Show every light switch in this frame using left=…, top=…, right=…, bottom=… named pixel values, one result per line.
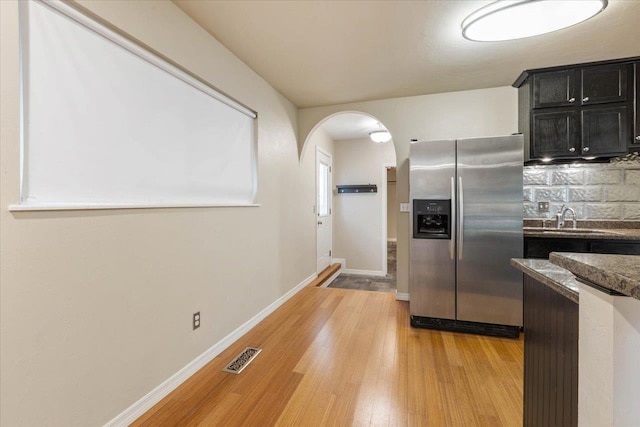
left=400, top=203, right=410, bottom=213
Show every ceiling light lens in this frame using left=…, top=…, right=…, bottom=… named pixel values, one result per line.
left=462, top=0, right=607, bottom=42
left=370, top=130, right=392, bottom=143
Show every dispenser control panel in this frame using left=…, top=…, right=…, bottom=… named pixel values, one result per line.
left=412, top=199, right=451, bottom=239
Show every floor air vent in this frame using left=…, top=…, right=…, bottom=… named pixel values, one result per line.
left=222, top=347, right=262, bottom=374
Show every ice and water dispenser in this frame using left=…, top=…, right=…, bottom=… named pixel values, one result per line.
left=412, top=199, right=451, bottom=239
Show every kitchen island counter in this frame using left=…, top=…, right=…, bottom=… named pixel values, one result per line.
left=549, top=252, right=640, bottom=300
left=511, top=258, right=579, bottom=303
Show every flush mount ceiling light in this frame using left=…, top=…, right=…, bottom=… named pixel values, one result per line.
left=369, top=130, right=392, bottom=143
left=462, top=0, right=608, bottom=42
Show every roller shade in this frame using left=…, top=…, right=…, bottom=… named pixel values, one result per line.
left=19, top=0, right=257, bottom=209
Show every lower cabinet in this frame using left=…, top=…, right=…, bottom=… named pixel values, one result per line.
left=589, top=240, right=640, bottom=254
left=524, top=275, right=578, bottom=427
left=524, top=238, right=588, bottom=258
left=524, top=237, right=640, bottom=258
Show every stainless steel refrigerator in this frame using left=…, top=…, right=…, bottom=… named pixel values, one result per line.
left=409, top=135, right=523, bottom=338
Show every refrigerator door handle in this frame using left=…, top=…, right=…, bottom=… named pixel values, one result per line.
left=458, top=176, right=464, bottom=260
left=450, top=176, right=455, bottom=260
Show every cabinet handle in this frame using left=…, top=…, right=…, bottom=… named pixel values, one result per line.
left=636, top=135, right=640, bottom=141
left=583, top=147, right=590, bottom=152
left=568, top=97, right=575, bottom=103
left=569, top=147, right=576, bottom=152
left=583, top=96, right=590, bottom=102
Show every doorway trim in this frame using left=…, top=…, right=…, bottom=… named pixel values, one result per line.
left=316, top=146, right=333, bottom=274
left=382, top=162, right=396, bottom=277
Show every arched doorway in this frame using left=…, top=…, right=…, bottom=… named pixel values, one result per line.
left=301, top=112, right=398, bottom=291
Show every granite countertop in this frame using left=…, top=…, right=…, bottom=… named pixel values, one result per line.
left=511, top=258, right=579, bottom=303
left=523, top=219, right=640, bottom=240
left=549, top=252, right=640, bottom=300
left=523, top=227, right=640, bottom=240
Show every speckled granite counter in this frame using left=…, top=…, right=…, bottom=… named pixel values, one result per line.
left=523, top=227, right=640, bottom=240
left=511, top=258, right=579, bottom=303
left=549, top=252, right=640, bottom=300
left=523, top=220, right=640, bottom=241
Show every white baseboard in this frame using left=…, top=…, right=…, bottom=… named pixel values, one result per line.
left=342, top=268, right=386, bottom=277
left=104, top=272, right=317, bottom=427
left=332, top=258, right=385, bottom=277
left=395, top=292, right=410, bottom=301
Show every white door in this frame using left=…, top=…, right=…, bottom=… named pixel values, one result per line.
left=316, top=148, right=332, bottom=273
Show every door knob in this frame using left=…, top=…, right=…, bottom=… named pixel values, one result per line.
left=318, top=221, right=323, bottom=225
left=582, top=96, right=590, bottom=102
left=569, top=147, right=576, bottom=152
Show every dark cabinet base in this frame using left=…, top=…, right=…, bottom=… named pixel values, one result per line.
left=524, top=237, right=640, bottom=258
left=524, top=275, right=578, bottom=427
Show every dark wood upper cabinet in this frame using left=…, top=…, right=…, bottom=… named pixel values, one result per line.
left=514, top=57, right=640, bottom=162
left=533, top=70, right=578, bottom=108
left=581, top=64, right=628, bottom=105
left=581, top=105, right=628, bottom=156
left=531, top=109, right=579, bottom=158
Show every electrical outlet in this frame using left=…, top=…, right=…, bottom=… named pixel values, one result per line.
left=193, top=312, right=200, bottom=330
left=537, top=201, right=549, bottom=213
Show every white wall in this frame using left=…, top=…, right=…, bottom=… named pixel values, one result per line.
left=0, top=1, right=316, bottom=425
left=299, top=87, right=519, bottom=293
left=332, top=138, right=396, bottom=273
left=578, top=285, right=640, bottom=427
left=307, top=127, right=335, bottom=157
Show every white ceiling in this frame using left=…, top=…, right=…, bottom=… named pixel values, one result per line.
left=173, top=0, right=640, bottom=109
left=320, top=113, right=388, bottom=141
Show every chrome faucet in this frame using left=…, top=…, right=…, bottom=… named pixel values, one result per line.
left=555, top=205, right=577, bottom=229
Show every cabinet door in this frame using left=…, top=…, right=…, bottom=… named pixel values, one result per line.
left=532, top=109, right=580, bottom=158
left=524, top=237, right=589, bottom=259
left=634, top=63, right=640, bottom=149
left=589, top=241, right=640, bottom=255
left=533, top=70, right=579, bottom=108
left=581, top=64, right=628, bottom=106
left=581, top=106, right=628, bottom=156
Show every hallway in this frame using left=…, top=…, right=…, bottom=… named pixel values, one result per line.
left=328, top=241, right=397, bottom=293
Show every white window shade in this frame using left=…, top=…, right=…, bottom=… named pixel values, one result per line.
left=17, top=0, right=257, bottom=210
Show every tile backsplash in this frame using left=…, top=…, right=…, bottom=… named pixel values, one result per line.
left=523, top=163, right=640, bottom=220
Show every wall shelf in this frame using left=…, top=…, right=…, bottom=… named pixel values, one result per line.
left=336, top=184, right=377, bottom=194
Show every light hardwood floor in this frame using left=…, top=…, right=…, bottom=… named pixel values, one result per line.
left=133, top=285, right=523, bottom=426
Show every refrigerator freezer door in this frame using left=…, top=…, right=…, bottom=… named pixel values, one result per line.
left=456, top=135, right=524, bottom=326
left=409, top=140, right=456, bottom=320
